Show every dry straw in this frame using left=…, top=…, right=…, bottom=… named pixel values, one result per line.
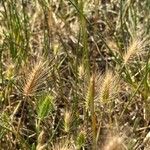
left=36, top=130, right=47, bottom=150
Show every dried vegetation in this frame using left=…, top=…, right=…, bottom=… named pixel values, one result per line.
left=0, top=0, right=150, bottom=149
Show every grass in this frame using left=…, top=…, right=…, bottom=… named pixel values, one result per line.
left=0, top=0, right=150, bottom=149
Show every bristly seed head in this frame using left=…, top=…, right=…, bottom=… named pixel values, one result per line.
left=99, top=71, right=120, bottom=104
left=123, top=32, right=149, bottom=65
left=64, top=110, right=72, bottom=133
left=22, top=60, right=49, bottom=97
left=52, top=138, right=76, bottom=150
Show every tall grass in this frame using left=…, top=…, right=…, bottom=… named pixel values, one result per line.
left=0, top=0, right=150, bottom=149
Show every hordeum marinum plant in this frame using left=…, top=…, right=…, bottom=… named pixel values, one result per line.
left=123, top=31, right=149, bottom=65
left=52, top=138, right=76, bottom=150
left=1, top=0, right=150, bottom=149
left=98, top=70, right=120, bottom=104
left=22, top=59, right=50, bottom=97
left=63, top=110, right=72, bottom=133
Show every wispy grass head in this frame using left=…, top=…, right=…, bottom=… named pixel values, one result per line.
left=78, top=63, right=86, bottom=80
left=22, top=59, right=49, bottom=97
left=99, top=71, right=120, bottom=104
left=84, top=71, right=119, bottom=109
left=63, top=110, right=72, bottom=133
left=123, top=32, right=149, bottom=64
left=52, top=138, right=76, bottom=150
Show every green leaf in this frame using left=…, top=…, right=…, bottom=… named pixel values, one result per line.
left=37, top=94, right=54, bottom=120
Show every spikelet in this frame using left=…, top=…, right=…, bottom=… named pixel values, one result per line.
left=76, top=130, right=86, bottom=149
left=99, top=71, right=119, bottom=104
left=36, top=130, right=47, bottom=150
left=103, top=136, right=125, bottom=150
left=78, top=63, right=86, bottom=80
left=4, top=63, right=15, bottom=81
left=22, top=60, right=49, bottom=97
left=52, top=139, right=76, bottom=150
left=63, top=110, right=72, bottom=133
left=123, top=32, right=149, bottom=64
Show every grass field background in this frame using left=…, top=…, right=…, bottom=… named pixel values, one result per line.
left=0, top=0, right=150, bottom=149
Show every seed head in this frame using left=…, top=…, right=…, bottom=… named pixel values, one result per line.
left=22, top=60, right=49, bottom=97
left=99, top=71, right=119, bottom=104
left=123, top=33, right=148, bottom=64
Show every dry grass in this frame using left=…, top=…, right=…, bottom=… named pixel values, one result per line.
left=0, top=0, right=150, bottom=149
left=123, top=32, right=149, bottom=64
left=22, top=60, right=49, bottom=97
left=103, top=135, right=125, bottom=150
left=52, top=139, right=76, bottom=150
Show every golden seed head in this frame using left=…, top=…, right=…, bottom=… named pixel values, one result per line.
left=64, top=110, right=72, bottom=133
left=52, top=138, right=76, bottom=150
left=22, top=60, right=49, bottom=97
left=123, top=33, right=148, bottom=64
left=78, top=64, right=85, bottom=79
